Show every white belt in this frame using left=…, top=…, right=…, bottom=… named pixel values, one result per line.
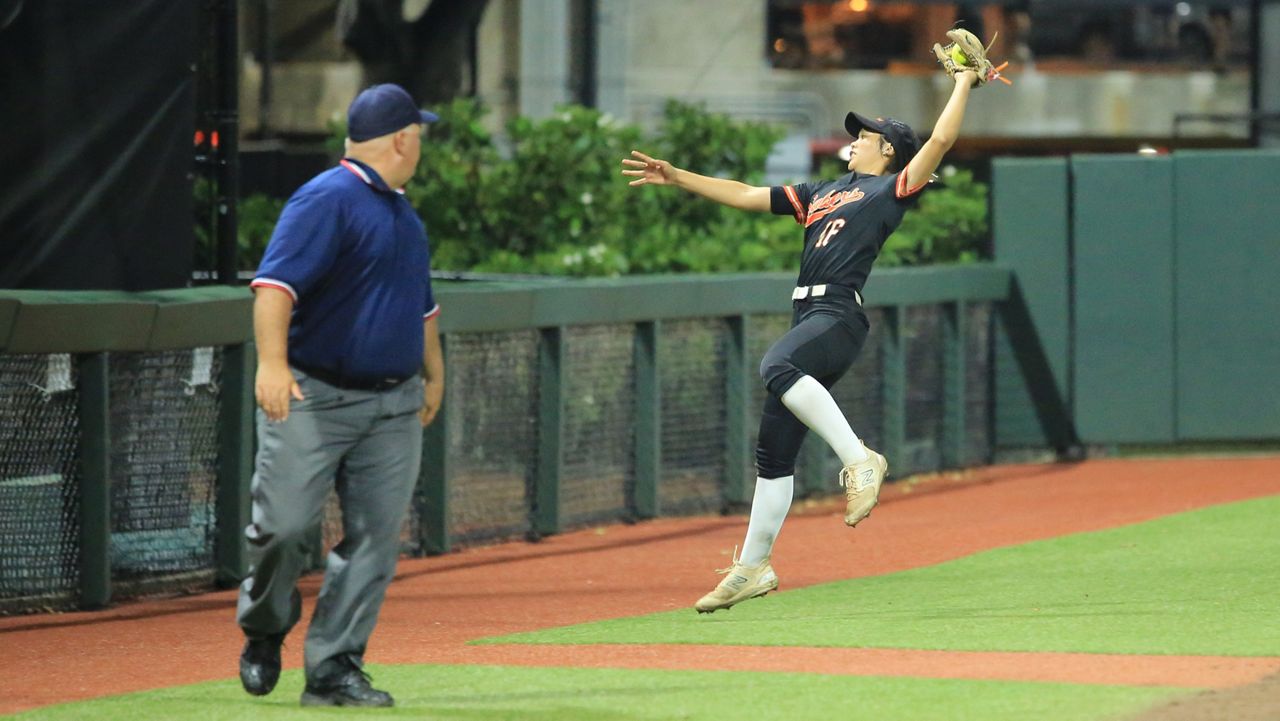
left=791, top=284, right=862, bottom=305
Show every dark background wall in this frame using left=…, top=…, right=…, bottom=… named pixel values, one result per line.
left=0, top=1, right=198, bottom=290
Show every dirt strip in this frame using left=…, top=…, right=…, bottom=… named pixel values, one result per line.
left=1132, top=672, right=1280, bottom=721
left=427, top=645, right=1280, bottom=689
left=3, top=455, right=1280, bottom=715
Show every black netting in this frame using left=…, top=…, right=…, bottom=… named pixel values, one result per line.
left=965, top=303, right=994, bottom=466
left=902, top=306, right=944, bottom=475
left=0, top=354, right=81, bottom=612
left=1, top=294, right=1003, bottom=615
left=658, top=319, right=729, bottom=515
left=562, top=324, right=634, bottom=527
left=446, top=331, right=539, bottom=547
left=108, top=350, right=220, bottom=597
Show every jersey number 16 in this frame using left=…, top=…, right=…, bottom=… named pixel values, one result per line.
left=815, top=219, right=845, bottom=248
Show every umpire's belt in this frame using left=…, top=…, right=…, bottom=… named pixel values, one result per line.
left=791, top=284, right=862, bottom=305
left=293, top=362, right=412, bottom=392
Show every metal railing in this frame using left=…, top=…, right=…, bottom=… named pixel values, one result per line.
left=0, top=265, right=1012, bottom=613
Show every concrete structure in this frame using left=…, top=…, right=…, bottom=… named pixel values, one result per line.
left=241, top=0, right=1261, bottom=144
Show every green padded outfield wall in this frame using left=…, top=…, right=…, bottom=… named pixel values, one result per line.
left=1173, top=150, right=1280, bottom=440
left=1070, top=155, right=1176, bottom=443
left=992, top=158, right=1071, bottom=449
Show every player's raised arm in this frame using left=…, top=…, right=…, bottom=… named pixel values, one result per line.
left=901, top=72, right=974, bottom=190
left=905, top=29, right=1007, bottom=190
left=621, top=150, right=771, bottom=212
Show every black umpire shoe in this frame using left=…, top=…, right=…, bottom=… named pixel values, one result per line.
left=238, top=633, right=285, bottom=696
left=300, top=657, right=394, bottom=708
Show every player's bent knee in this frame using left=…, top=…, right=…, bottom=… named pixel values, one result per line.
left=755, top=440, right=798, bottom=479
left=760, top=358, right=803, bottom=399
left=755, top=457, right=795, bottom=479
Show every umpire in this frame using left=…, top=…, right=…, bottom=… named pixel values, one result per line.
left=236, top=83, right=444, bottom=708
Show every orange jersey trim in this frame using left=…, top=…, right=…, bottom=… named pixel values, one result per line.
left=895, top=170, right=928, bottom=199
left=783, top=185, right=805, bottom=224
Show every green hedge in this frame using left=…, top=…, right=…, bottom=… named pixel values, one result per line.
left=217, top=100, right=987, bottom=276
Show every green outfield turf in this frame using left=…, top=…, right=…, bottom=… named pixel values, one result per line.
left=13, top=665, right=1184, bottom=721
left=480, top=495, right=1280, bottom=656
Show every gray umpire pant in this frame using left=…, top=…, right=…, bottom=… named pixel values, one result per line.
left=235, top=370, right=424, bottom=677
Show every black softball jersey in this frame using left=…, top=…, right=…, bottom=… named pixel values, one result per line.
left=770, top=170, right=926, bottom=295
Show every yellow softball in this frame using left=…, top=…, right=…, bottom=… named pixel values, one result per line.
left=949, top=46, right=969, bottom=66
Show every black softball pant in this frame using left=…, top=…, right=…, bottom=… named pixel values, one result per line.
left=755, top=306, right=869, bottom=479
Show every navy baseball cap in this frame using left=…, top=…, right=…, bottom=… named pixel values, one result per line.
left=347, top=84, right=439, bottom=142
left=845, top=112, right=921, bottom=171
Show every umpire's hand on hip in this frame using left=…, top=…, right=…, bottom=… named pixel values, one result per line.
left=419, top=376, right=442, bottom=427
left=256, top=362, right=304, bottom=422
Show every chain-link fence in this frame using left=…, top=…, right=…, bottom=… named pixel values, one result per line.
left=561, top=324, right=637, bottom=528
left=0, top=350, right=227, bottom=613
left=1, top=272, right=1012, bottom=614
left=445, top=331, right=541, bottom=546
left=0, top=355, right=81, bottom=613
left=659, top=319, right=730, bottom=516
left=108, top=350, right=222, bottom=598
left=436, top=303, right=995, bottom=536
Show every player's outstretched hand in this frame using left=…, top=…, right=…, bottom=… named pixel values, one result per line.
left=621, top=150, right=676, bottom=186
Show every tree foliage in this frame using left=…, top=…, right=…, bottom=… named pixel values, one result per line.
left=227, top=100, right=988, bottom=275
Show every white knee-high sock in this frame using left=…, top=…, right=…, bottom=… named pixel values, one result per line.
left=780, top=375, right=869, bottom=466
left=739, top=475, right=794, bottom=566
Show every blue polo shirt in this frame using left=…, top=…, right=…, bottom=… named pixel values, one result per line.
left=252, top=158, right=438, bottom=381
